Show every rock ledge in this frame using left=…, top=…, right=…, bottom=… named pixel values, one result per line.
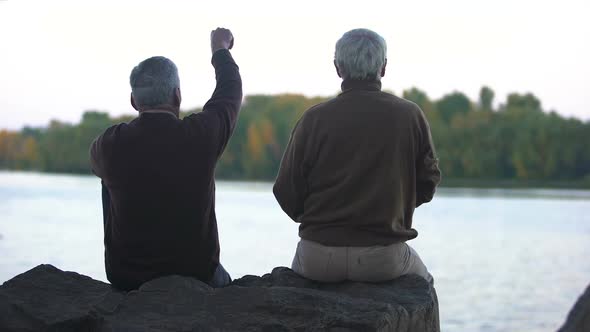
left=0, top=264, right=440, bottom=332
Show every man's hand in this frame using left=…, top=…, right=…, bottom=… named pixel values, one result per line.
left=211, top=27, right=234, bottom=53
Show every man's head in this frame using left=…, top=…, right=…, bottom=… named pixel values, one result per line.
left=129, top=56, right=181, bottom=113
left=334, top=29, right=387, bottom=81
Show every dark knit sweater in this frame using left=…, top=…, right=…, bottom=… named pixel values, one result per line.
left=90, top=49, right=242, bottom=290
left=273, top=79, right=440, bottom=246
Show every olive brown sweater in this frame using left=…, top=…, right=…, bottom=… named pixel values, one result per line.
left=273, top=79, right=441, bottom=246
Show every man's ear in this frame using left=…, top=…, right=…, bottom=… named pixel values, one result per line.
left=381, top=58, right=387, bottom=78
left=130, top=93, right=139, bottom=111
left=174, top=88, right=182, bottom=107
left=334, top=60, right=342, bottom=78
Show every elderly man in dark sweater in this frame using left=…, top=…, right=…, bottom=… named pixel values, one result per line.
left=90, top=28, right=242, bottom=291
left=274, top=29, right=441, bottom=284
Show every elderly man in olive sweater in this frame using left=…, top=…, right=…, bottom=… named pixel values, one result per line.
left=90, top=28, right=242, bottom=291
left=274, top=29, right=441, bottom=284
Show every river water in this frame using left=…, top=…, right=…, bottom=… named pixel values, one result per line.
left=0, top=171, right=589, bottom=331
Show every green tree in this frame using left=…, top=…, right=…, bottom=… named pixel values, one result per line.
left=1, top=89, right=589, bottom=187
left=479, top=86, right=495, bottom=111
left=435, top=92, right=472, bottom=123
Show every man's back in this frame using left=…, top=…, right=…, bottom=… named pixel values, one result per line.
left=91, top=44, right=241, bottom=291
left=274, top=79, right=440, bottom=247
left=96, top=114, right=221, bottom=290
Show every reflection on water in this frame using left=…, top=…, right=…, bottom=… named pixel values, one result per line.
left=1, top=171, right=589, bottom=332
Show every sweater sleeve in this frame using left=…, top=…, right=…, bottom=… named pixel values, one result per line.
left=415, top=108, right=441, bottom=207
left=273, top=118, right=309, bottom=222
left=89, top=126, right=116, bottom=180
left=89, top=137, right=103, bottom=178
left=184, top=49, right=243, bottom=158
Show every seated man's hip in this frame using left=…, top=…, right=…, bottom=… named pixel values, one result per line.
left=291, top=238, right=432, bottom=284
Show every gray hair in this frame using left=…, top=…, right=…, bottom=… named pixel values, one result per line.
left=335, top=29, right=387, bottom=81
left=129, top=56, right=180, bottom=108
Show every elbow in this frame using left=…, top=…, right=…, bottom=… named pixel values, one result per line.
left=416, top=188, right=433, bottom=205
left=272, top=182, right=280, bottom=202
left=421, top=190, right=435, bottom=204
left=273, top=182, right=298, bottom=221
left=234, top=77, right=244, bottom=104
left=272, top=182, right=284, bottom=209
left=273, top=182, right=288, bottom=211
left=416, top=177, right=439, bottom=207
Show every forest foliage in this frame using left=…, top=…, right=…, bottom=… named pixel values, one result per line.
left=1, top=87, right=589, bottom=186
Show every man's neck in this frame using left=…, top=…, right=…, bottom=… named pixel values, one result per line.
left=139, top=108, right=179, bottom=118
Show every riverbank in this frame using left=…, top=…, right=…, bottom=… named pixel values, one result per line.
left=441, top=177, right=590, bottom=190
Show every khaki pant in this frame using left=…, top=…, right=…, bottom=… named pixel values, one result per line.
left=291, top=239, right=433, bottom=284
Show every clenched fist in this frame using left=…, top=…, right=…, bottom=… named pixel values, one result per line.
left=211, top=28, right=234, bottom=53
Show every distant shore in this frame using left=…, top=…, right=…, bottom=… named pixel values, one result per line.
left=440, top=178, right=590, bottom=190
left=2, top=169, right=590, bottom=190
left=2, top=92, right=590, bottom=186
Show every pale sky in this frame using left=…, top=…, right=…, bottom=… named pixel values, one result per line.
left=0, top=0, right=589, bottom=130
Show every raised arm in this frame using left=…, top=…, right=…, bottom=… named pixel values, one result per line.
left=415, top=108, right=441, bottom=207
left=185, top=28, right=242, bottom=157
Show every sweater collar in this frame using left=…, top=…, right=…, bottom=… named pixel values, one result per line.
left=139, top=109, right=179, bottom=119
left=340, top=79, right=382, bottom=93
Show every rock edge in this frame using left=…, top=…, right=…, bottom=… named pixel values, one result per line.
left=0, top=264, right=440, bottom=332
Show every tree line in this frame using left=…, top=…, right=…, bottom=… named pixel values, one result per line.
left=1, top=86, right=589, bottom=187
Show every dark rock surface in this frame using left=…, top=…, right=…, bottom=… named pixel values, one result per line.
left=0, top=264, right=439, bottom=332
left=559, top=283, right=590, bottom=332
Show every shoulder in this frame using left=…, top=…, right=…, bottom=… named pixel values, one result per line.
left=106, top=121, right=131, bottom=138
left=381, top=93, right=428, bottom=125
left=300, top=97, right=343, bottom=121
left=293, top=99, right=338, bottom=133
left=94, top=121, right=131, bottom=147
left=380, top=92, right=422, bottom=113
